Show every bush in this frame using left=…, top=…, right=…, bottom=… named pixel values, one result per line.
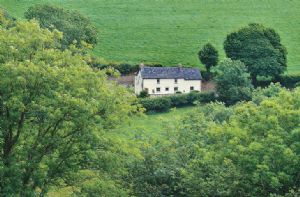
left=140, top=91, right=216, bottom=112
left=279, top=74, right=300, bottom=88
left=256, top=74, right=300, bottom=89
left=200, top=70, right=212, bottom=81
left=140, top=97, right=172, bottom=112
left=170, top=94, right=189, bottom=106
left=138, top=90, right=149, bottom=98
left=114, top=63, right=139, bottom=75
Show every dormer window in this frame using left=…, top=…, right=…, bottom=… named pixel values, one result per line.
left=157, top=79, right=160, bottom=84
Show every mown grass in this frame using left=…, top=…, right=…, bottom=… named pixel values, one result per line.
left=1, top=0, right=300, bottom=73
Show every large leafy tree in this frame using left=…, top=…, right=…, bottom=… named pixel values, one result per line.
left=224, top=24, right=287, bottom=84
left=214, top=59, right=253, bottom=105
left=176, top=87, right=300, bottom=196
left=25, top=4, right=98, bottom=49
left=0, top=20, right=137, bottom=196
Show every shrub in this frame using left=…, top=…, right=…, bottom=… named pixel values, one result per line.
left=279, top=74, right=300, bottom=88
left=200, top=70, right=212, bottom=81
left=255, top=74, right=300, bottom=89
left=138, top=90, right=149, bottom=98
left=115, top=63, right=139, bottom=75
left=140, top=97, right=172, bottom=112
left=170, top=94, right=189, bottom=106
left=140, top=91, right=216, bottom=112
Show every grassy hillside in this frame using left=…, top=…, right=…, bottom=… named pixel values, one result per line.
left=1, top=0, right=300, bottom=73
left=115, top=107, right=195, bottom=139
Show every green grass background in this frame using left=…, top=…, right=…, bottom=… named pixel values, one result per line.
left=1, top=0, right=300, bottom=73
left=115, top=107, right=195, bottom=139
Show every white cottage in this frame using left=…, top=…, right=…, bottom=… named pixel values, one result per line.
left=135, top=66, right=202, bottom=96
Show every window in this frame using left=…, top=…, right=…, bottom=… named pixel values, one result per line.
left=165, top=87, right=169, bottom=91
left=145, top=88, right=149, bottom=92
left=174, top=79, right=178, bottom=84
left=190, top=86, right=194, bottom=91
left=156, top=87, right=161, bottom=92
left=157, top=79, right=160, bottom=84
left=174, top=87, right=178, bottom=91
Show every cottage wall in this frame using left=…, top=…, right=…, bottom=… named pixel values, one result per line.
left=134, top=71, right=143, bottom=94
left=142, top=78, right=201, bottom=95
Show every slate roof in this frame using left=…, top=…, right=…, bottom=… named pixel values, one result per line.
left=140, top=66, right=202, bottom=80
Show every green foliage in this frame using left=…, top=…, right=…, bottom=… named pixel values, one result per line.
left=214, top=59, right=253, bottom=105
left=138, top=90, right=149, bottom=98
left=114, top=63, right=139, bottom=75
left=198, top=43, right=218, bottom=73
left=0, top=7, right=15, bottom=28
left=176, top=88, right=300, bottom=196
left=279, top=74, right=300, bottom=88
left=25, top=4, right=98, bottom=49
left=140, top=91, right=216, bottom=112
left=0, top=20, right=138, bottom=196
left=126, top=139, right=184, bottom=196
left=252, top=83, right=284, bottom=104
left=224, top=23, right=287, bottom=83
left=255, top=74, right=300, bottom=89
left=140, top=97, right=172, bottom=112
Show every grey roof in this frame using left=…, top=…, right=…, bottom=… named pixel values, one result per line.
left=140, top=66, right=202, bottom=80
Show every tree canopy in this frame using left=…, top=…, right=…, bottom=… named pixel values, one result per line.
left=214, top=59, right=253, bottom=105
left=224, top=23, right=287, bottom=83
left=198, top=43, right=218, bottom=72
left=176, top=87, right=300, bottom=196
left=128, top=87, right=300, bottom=196
left=25, top=4, right=98, bottom=49
left=0, top=20, right=138, bottom=196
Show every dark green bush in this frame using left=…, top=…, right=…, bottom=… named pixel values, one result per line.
left=138, top=90, right=149, bottom=98
left=256, top=74, right=300, bottom=89
left=140, top=97, right=172, bottom=112
left=114, top=63, right=139, bottom=75
left=170, top=94, right=189, bottom=106
left=279, top=74, right=300, bottom=88
left=200, top=70, right=211, bottom=81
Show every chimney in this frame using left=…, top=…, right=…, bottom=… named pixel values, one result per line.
left=139, top=63, right=145, bottom=69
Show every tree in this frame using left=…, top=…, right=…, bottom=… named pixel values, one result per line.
left=224, top=23, right=287, bottom=84
left=0, top=8, right=15, bottom=28
left=214, top=59, right=253, bottom=105
left=0, top=20, right=137, bottom=196
left=25, top=4, right=98, bottom=49
left=198, top=43, right=218, bottom=74
left=176, top=87, right=300, bottom=196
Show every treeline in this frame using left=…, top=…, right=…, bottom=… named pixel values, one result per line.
left=127, top=84, right=300, bottom=197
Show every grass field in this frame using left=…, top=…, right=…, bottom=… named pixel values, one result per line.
left=1, top=0, right=300, bottom=73
left=115, top=107, right=195, bottom=139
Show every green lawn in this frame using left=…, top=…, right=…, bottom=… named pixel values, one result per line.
left=1, top=0, right=300, bottom=73
left=115, top=107, right=195, bottom=139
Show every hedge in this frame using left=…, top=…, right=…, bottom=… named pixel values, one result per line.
left=139, top=96, right=172, bottom=112
left=140, top=91, right=216, bottom=112
left=256, top=74, right=300, bottom=88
